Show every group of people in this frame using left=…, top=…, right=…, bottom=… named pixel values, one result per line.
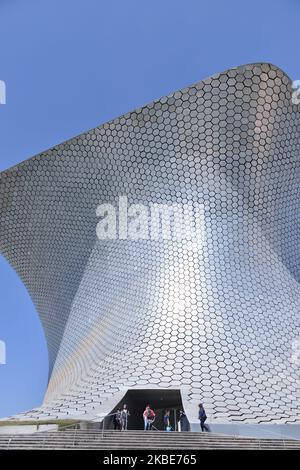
left=143, top=407, right=189, bottom=432
left=112, top=403, right=130, bottom=431
left=112, top=404, right=158, bottom=431
left=112, top=402, right=209, bottom=432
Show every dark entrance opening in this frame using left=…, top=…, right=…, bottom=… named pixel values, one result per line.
left=107, top=389, right=189, bottom=431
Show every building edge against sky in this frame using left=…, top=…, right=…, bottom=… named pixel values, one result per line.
left=0, top=63, right=300, bottom=438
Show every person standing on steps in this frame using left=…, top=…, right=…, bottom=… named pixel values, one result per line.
left=179, top=410, right=189, bottom=431
left=113, top=408, right=121, bottom=430
left=163, top=410, right=171, bottom=431
left=143, top=404, right=156, bottom=430
left=198, top=403, right=210, bottom=432
left=120, top=403, right=130, bottom=431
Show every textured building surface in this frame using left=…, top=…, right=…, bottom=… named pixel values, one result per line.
left=0, top=63, right=300, bottom=426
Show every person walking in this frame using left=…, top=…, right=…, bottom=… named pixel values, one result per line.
left=143, top=405, right=156, bottom=430
left=113, top=408, right=121, bottom=430
left=198, top=403, right=209, bottom=432
left=120, top=404, right=130, bottom=431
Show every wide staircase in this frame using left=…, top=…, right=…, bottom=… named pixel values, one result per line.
left=0, top=430, right=300, bottom=450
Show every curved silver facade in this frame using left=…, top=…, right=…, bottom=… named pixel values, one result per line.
left=0, top=63, right=300, bottom=426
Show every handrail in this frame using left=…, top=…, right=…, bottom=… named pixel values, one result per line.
left=101, top=412, right=120, bottom=437
left=37, top=411, right=119, bottom=435
left=72, top=426, right=77, bottom=447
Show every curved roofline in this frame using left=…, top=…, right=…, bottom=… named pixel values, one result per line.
left=0, top=62, right=292, bottom=176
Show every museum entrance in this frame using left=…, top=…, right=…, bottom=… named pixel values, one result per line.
left=108, top=389, right=189, bottom=431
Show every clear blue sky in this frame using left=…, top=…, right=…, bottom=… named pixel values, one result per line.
left=0, top=0, right=299, bottom=418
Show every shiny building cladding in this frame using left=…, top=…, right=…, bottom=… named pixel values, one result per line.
left=0, top=63, right=299, bottom=432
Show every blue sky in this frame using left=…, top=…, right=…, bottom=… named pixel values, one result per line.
left=0, top=0, right=299, bottom=418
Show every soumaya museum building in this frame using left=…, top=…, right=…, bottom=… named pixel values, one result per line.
left=1, top=63, right=300, bottom=439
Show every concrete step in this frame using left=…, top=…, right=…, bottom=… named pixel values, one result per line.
left=2, top=444, right=299, bottom=449
left=0, top=430, right=299, bottom=450
left=0, top=431, right=299, bottom=443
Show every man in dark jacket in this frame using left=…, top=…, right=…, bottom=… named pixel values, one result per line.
left=113, top=408, right=121, bottom=430
left=179, top=410, right=190, bottom=431
left=198, top=403, right=210, bottom=432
